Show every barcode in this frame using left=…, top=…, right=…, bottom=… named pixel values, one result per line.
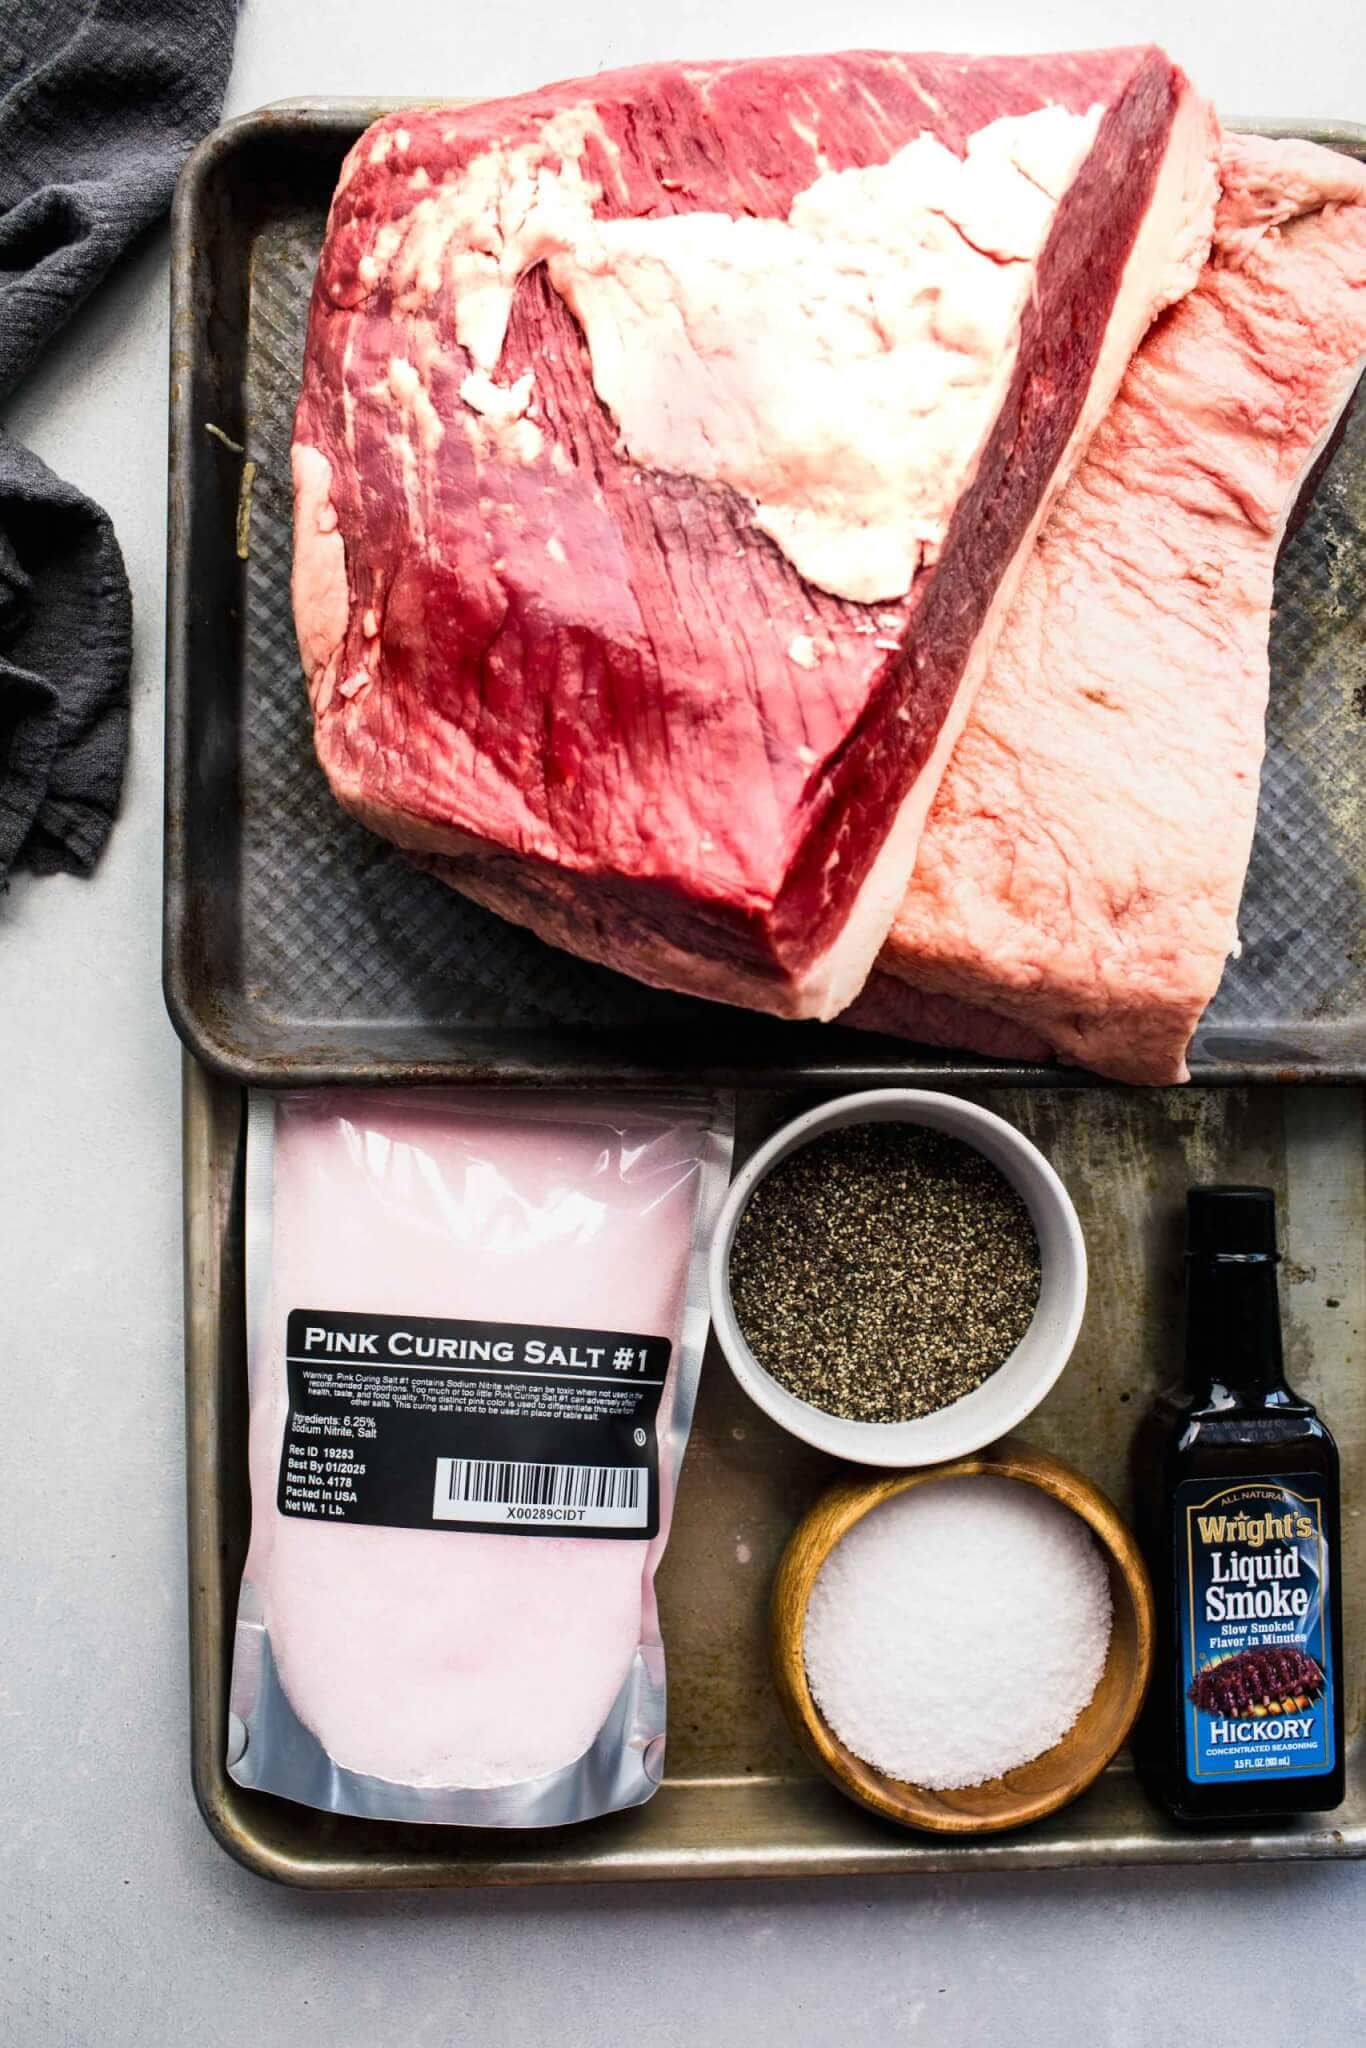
left=432, top=1456, right=648, bottom=1529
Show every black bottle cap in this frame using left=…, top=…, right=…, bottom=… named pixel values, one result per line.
left=1186, top=1184, right=1279, bottom=1260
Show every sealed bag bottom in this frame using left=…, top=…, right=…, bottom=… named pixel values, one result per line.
left=228, top=1088, right=733, bottom=1827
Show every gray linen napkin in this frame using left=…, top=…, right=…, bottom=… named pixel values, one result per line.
left=1, top=0, right=238, bottom=880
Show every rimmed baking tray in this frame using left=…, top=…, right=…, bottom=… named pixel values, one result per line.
left=185, top=1055, right=1366, bottom=1885
left=165, top=108, right=1366, bottom=1089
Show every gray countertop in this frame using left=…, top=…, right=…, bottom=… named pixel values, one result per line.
left=3, top=1, right=1364, bottom=2040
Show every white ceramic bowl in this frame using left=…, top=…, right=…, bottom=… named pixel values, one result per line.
left=708, top=1090, right=1087, bottom=1467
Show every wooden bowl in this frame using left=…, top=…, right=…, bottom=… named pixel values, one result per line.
left=770, top=1439, right=1155, bottom=1835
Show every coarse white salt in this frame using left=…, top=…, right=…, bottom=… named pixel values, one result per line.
left=803, top=1476, right=1112, bottom=1789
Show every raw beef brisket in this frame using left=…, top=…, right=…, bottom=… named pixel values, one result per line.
left=293, top=50, right=1217, bottom=1018
left=862, top=134, right=1366, bottom=1083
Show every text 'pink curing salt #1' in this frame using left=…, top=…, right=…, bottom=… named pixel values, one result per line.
left=228, top=1090, right=732, bottom=1827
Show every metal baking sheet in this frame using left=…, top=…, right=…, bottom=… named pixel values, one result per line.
left=165, top=109, right=1366, bottom=1088
left=184, top=1055, right=1366, bottom=1885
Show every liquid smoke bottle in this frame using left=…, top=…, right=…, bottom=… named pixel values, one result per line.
left=1141, top=1185, right=1344, bottom=1822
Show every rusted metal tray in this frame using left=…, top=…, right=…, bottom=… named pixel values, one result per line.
left=184, top=1054, right=1366, bottom=1884
left=165, top=108, right=1366, bottom=1090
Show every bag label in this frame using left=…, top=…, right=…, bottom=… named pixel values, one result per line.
left=277, top=1308, right=667, bottom=1540
left=1176, top=1475, right=1335, bottom=1783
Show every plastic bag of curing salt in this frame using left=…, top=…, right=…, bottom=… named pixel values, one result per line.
left=228, top=1088, right=733, bottom=1827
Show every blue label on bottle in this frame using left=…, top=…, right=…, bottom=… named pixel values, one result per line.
left=1176, top=1476, right=1334, bottom=1783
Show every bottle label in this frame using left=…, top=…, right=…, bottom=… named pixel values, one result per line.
left=1175, top=1475, right=1335, bottom=1783
left=275, top=1308, right=667, bottom=1540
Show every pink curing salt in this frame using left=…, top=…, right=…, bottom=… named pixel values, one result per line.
left=230, top=1090, right=731, bottom=1825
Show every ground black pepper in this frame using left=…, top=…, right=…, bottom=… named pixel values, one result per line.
left=728, top=1122, right=1041, bottom=1423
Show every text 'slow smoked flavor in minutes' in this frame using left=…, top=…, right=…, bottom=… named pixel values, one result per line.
left=229, top=1090, right=732, bottom=1827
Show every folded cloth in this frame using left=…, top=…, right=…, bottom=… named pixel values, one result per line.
left=0, top=0, right=238, bottom=882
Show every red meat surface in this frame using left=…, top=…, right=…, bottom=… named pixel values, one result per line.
left=862, top=135, right=1366, bottom=1083
left=292, top=49, right=1215, bottom=1018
